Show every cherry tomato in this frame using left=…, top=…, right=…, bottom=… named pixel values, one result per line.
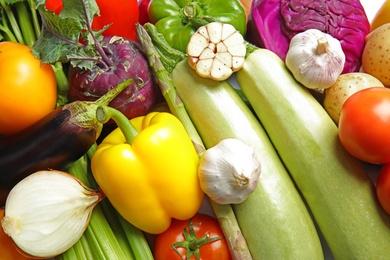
left=91, top=0, right=140, bottom=42
left=338, top=87, right=390, bottom=164
left=0, top=208, right=33, bottom=260
left=45, top=0, right=63, bottom=15
left=376, top=163, right=390, bottom=215
left=154, top=213, right=232, bottom=260
left=0, top=42, right=57, bottom=135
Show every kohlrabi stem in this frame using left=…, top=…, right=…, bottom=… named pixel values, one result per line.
left=14, top=1, right=36, bottom=47
left=136, top=23, right=253, bottom=260
left=0, top=0, right=24, bottom=44
left=81, top=0, right=113, bottom=68
left=96, top=105, right=138, bottom=144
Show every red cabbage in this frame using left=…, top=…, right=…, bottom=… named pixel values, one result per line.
left=246, top=0, right=370, bottom=73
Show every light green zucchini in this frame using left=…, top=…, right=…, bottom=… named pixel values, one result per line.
left=172, top=60, right=324, bottom=259
left=236, top=48, right=390, bottom=259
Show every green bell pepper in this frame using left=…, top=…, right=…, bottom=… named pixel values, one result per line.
left=148, top=0, right=247, bottom=53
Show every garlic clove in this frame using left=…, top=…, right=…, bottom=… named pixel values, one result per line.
left=1, top=170, right=103, bottom=258
left=285, top=28, right=346, bottom=90
left=198, top=138, right=261, bottom=204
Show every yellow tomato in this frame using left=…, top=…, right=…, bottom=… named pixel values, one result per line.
left=371, top=0, right=390, bottom=31
left=0, top=208, right=34, bottom=260
left=0, top=42, right=57, bottom=135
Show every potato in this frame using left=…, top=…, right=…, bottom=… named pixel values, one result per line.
left=362, top=23, right=390, bottom=87
left=323, top=72, right=384, bottom=124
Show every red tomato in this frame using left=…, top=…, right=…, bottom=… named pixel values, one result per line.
left=138, top=0, right=151, bottom=25
left=338, top=87, right=390, bottom=164
left=377, top=163, right=390, bottom=215
left=0, top=42, right=57, bottom=135
left=153, top=213, right=232, bottom=260
left=92, top=0, right=140, bottom=42
left=45, top=0, right=63, bottom=15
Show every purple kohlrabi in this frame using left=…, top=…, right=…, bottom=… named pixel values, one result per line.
left=69, top=36, right=159, bottom=125
left=246, top=0, right=370, bottom=73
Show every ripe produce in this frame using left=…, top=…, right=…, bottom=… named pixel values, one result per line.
left=0, top=209, right=32, bottom=260
left=324, top=72, right=384, bottom=124
left=1, top=170, right=103, bottom=258
left=377, top=163, right=390, bottom=215
left=33, top=0, right=158, bottom=124
left=0, top=79, right=137, bottom=207
left=371, top=0, right=390, bottom=31
left=339, top=87, right=390, bottom=164
left=187, top=22, right=246, bottom=81
left=285, top=29, right=345, bottom=90
left=197, top=138, right=261, bottom=204
left=362, top=23, right=390, bottom=87
left=236, top=47, right=390, bottom=258
left=91, top=108, right=203, bottom=234
left=246, top=0, right=370, bottom=73
left=154, top=213, right=232, bottom=260
left=0, top=41, right=57, bottom=135
left=148, top=0, right=247, bottom=53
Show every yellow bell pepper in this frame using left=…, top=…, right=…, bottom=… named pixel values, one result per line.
left=91, top=107, right=204, bottom=234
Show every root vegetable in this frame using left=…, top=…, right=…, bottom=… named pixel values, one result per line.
left=323, top=72, right=384, bottom=124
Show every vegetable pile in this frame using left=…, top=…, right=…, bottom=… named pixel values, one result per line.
left=1, top=0, right=390, bottom=259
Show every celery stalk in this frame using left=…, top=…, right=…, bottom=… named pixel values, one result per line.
left=0, top=0, right=24, bottom=44
left=14, top=1, right=35, bottom=46
left=136, top=23, right=253, bottom=259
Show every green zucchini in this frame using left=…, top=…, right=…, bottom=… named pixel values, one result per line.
left=236, top=48, right=390, bottom=259
left=172, top=60, right=324, bottom=259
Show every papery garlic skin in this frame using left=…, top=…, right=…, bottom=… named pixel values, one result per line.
left=1, top=170, right=103, bottom=258
left=198, top=138, right=261, bottom=204
left=285, top=29, right=345, bottom=90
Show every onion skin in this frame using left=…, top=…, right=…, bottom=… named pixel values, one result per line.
left=69, top=36, right=159, bottom=125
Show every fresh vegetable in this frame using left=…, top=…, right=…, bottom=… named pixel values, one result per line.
left=0, top=208, right=32, bottom=260
left=147, top=0, right=247, bottom=53
left=153, top=213, right=232, bottom=260
left=0, top=78, right=137, bottom=207
left=362, top=23, right=390, bottom=87
left=138, top=0, right=151, bottom=25
left=285, top=29, right=345, bottom=90
left=33, top=0, right=158, bottom=124
left=45, top=0, right=63, bottom=15
left=172, top=59, right=323, bottom=259
left=323, top=72, right=384, bottom=124
left=198, top=138, right=261, bottom=204
left=91, top=0, right=139, bottom=42
left=1, top=170, right=103, bottom=258
left=187, top=22, right=246, bottom=81
left=236, top=47, right=390, bottom=258
left=0, top=41, right=57, bottom=135
left=377, top=163, right=390, bottom=215
left=60, top=152, right=152, bottom=260
left=246, top=0, right=370, bottom=73
left=371, top=0, right=390, bottom=31
left=137, top=23, right=252, bottom=259
left=91, top=107, right=204, bottom=234
left=339, top=87, right=390, bottom=164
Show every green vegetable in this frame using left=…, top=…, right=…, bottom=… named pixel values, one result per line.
left=236, top=47, right=390, bottom=258
left=138, top=23, right=324, bottom=259
left=147, top=0, right=247, bottom=53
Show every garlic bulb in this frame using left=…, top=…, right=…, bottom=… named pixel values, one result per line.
left=198, top=138, right=261, bottom=204
left=1, top=170, right=103, bottom=258
left=285, top=29, right=345, bottom=90
left=187, top=22, right=246, bottom=81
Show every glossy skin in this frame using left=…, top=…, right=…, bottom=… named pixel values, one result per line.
left=338, top=87, right=390, bottom=164
left=148, top=0, right=246, bottom=52
left=377, top=163, right=390, bottom=215
left=371, top=0, right=390, bottom=31
left=153, top=213, right=232, bottom=260
left=0, top=42, right=57, bottom=135
left=91, top=112, right=204, bottom=234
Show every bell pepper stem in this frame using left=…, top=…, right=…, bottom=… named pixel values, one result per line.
left=96, top=106, right=138, bottom=144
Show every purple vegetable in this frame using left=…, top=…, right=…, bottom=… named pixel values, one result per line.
left=246, top=0, right=370, bottom=73
left=69, top=36, right=158, bottom=125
